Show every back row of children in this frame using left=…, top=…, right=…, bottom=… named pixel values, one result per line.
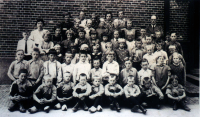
left=8, top=10, right=190, bottom=114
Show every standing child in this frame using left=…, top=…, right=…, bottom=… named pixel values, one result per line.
left=52, top=25, right=63, bottom=45
left=124, top=76, right=146, bottom=114
left=54, top=44, right=63, bottom=63
left=90, top=59, right=102, bottom=83
left=100, top=32, right=110, bottom=53
left=43, top=49, right=61, bottom=85
left=72, top=73, right=92, bottom=112
left=28, top=75, right=57, bottom=113
left=27, top=48, right=44, bottom=89
left=166, top=75, right=190, bottom=111
left=88, top=77, right=104, bottom=113
left=8, top=69, right=33, bottom=113
left=105, top=74, right=123, bottom=112
left=91, top=46, right=102, bottom=68
left=154, top=41, right=168, bottom=65
left=74, top=28, right=90, bottom=51
left=122, top=19, right=136, bottom=40
left=89, top=30, right=100, bottom=48
left=17, top=30, right=35, bottom=60
left=126, top=33, right=136, bottom=56
left=115, top=39, right=129, bottom=69
left=101, top=42, right=117, bottom=64
left=61, top=29, right=75, bottom=54
left=85, top=19, right=95, bottom=40
left=55, top=72, right=74, bottom=111
left=143, top=45, right=156, bottom=68
left=7, top=50, right=28, bottom=81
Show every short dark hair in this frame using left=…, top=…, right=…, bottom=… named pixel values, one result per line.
left=19, top=69, right=28, bottom=75
left=53, top=24, right=61, bottom=31
left=105, top=11, right=113, bottom=19
left=35, top=19, right=45, bottom=26
left=79, top=73, right=87, bottom=80
left=141, top=58, right=149, bottom=64
left=79, top=50, right=87, bottom=56
left=78, top=27, right=86, bottom=34
left=48, top=49, right=57, bottom=55
left=32, top=47, right=40, bottom=54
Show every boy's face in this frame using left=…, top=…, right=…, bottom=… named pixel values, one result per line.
left=43, top=35, right=50, bottom=42
left=136, top=41, right=142, bottom=48
left=156, top=44, right=162, bottom=51
left=79, top=32, right=85, bottom=39
left=67, top=33, right=72, bottom=40
left=93, top=47, right=98, bottom=54
left=119, top=43, right=125, bottom=49
left=79, top=76, right=87, bottom=86
left=91, top=34, right=96, bottom=40
left=155, top=32, right=161, bottom=38
left=141, top=62, right=148, bottom=70
left=118, top=11, right=123, bottom=19
left=87, top=20, right=92, bottom=28
left=93, top=79, right=101, bottom=86
left=80, top=54, right=87, bottom=62
left=75, top=21, right=80, bottom=27
left=55, top=28, right=61, bottom=35
left=93, top=60, right=100, bottom=69
left=16, top=51, right=24, bottom=61
left=114, top=31, right=119, bottom=39
left=106, top=14, right=111, bottom=21
left=125, top=60, right=132, bottom=69
left=146, top=37, right=152, bottom=44
left=173, top=55, right=180, bottom=64
left=22, top=32, right=29, bottom=39
left=127, top=78, right=135, bottom=86
left=147, top=48, right=153, bottom=55
left=172, top=79, right=178, bottom=87
left=32, top=51, right=39, bottom=60
left=170, top=33, right=177, bottom=42
left=63, top=73, right=71, bottom=83
left=44, top=78, right=53, bottom=87
left=79, top=11, right=85, bottom=20
left=127, top=21, right=132, bottom=28
left=37, top=21, right=43, bottom=29
left=157, top=56, right=164, bottom=64
left=140, top=29, right=146, bottom=36
left=108, top=77, right=116, bottom=85
left=65, top=54, right=73, bottom=64
left=48, top=54, right=56, bottom=62
left=107, top=55, right=114, bottom=63
left=103, top=36, right=108, bottom=42
left=64, top=15, right=70, bottom=22
left=19, top=73, right=26, bottom=81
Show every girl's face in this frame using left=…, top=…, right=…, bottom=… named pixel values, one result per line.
left=127, top=21, right=132, bottom=28
left=172, top=79, right=178, bottom=87
left=19, top=73, right=26, bottom=81
left=37, top=21, right=43, bottom=29
left=93, top=79, right=101, bottom=86
left=79, top=76, right=87, bottom=86
left=156, top=44, right=162, bottom=51
left=32, top=51, right=39, bottom=61
left=114, top=31, right=119, bottom=39
left=125, top=60, right=132, bottom=69
left=103, top=36, right=108, bottom=42
left=173, top=55, right=180, bottom=64
left=107, top=55, right=114, bottom=63
left=65, top=54, right=73, bottom=64
left=55, top=28, right=61, bottom=35
left=91, top=34, right=96, bottom=40
left=157, top=56, right=164, bottom=64
left=119, top=43, right=125, bottom=49
left=16, top=51, right=24, bottom=61
left=79, top=32, right=85, bottom=39
left=170, top=33, right=177, bottom=42
left=63, top=73, right=71, bottom=83
left=118, top=11, right=123, bottom=19
left=106, top=14, right=111, bottom=21
left=67, top=33, right=72, bottom=40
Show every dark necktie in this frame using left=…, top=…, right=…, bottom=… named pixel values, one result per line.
left=153, top=25, right=155, bottom=31
left=25, top=40, right=27, bottom=54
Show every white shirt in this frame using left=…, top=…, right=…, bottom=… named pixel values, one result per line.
left=43, top=60, right=61, bottom=79
left=143, top=53, right=156, bottom=66
left=17, top=38, right=35, bottom=55
left=154, top=50, right=168, bottom=64
left=102, top=60, right=119, bottom=76
left=138, top=69, right=152, bottom=85
left=57, top=63, right=75, bottom=83
left=126, top=40, right=135, bottom=56
left=101, top=42, right=107, bottom=53
left=29, top=29, right=48, bottom=47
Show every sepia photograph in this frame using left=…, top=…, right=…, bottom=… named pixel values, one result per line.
left=0, top=0, right=199, bottom=117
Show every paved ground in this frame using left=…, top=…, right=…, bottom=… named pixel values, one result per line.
left=0, top=85, right=199, bottom=117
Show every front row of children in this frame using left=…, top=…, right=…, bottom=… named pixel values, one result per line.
left=8, top=68, right=190, bottom=114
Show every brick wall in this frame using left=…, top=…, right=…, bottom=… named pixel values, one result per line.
left=0, top=0, right=165, bottom=58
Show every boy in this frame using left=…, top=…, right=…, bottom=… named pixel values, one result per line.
left=120, top=58, right=138, bottom=87
left=55, top=72, right=74, bottom=111
left=74, top=28, right=90, bottom=51
left=28, top=75, right=57, bottom=113
left=72, top=73, right=92, bottom=112
left=102, top=51, right=119, bottom=80
left=91, top=46, right=102, bottom=68
left=40, top=31, right=54, bottom=54
left=124, top=76, right=146, bottom=114
left=115, top=39, right=129, bottom=69
left=111, top=30, right=121, bottom=50
left=27, top=48, right=44, bottom=89
left=52, top=24, right=63, bottom=45
left=8, top=69, right=33, bottom=113
left=154, top=41, right=168, bottom=65
left=166, top=75, right=190, bottom=111
left=43, top=49, right=61, bottom=85
left=17, top=30, right=35, bottom=60
left=57, top=51, right=75, bottom=84
left=100, top=32, right=110, bottom=53
left=7, top=50, right=28, bottom=81
left=140, top=77, right=164, bottom=109
left=138, top=26, right=147, bottom=46
left=90, top=58, right=102, bottom=82
left=89, top=30, right=100, bottom=48
left=89, top=77, right=104, bottom=113
left=101, top=42, right=117, bottom=64
left=73, top=50, right=91, bottom=84
left=84, top=19, right=95, bottom=40
left=143, top=45, right=156, bottom=67
left=105, top=74, right=123, bottom=112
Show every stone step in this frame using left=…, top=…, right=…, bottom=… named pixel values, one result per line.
left=185, top=81, right=199, bottom=97
left=186, top=74, right=199, bottom=86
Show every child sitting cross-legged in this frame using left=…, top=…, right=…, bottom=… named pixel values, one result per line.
left=72, top=73, right=92, bottom=112
left=105, top=74, right=123, bottom=112
left=28, top=75, right=57, bottom=113
left=54, top=72, right=74, bottom=111
left=88, top=76, right=104, bottom=113
left=166, top=75, right=190, bottom=111
left=124, top=75, right=147, bottom=114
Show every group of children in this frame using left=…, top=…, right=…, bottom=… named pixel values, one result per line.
left=7, top=10, right=191, bottom=114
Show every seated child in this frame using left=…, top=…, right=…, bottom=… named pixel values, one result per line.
left=89, top=30, right=100, bottom=48
left=43, top=49, right=61, bottom=85
left=120, top=58, right=138, bottom=87
left=101, top=42, right=117, bottom=64
left=74, top=28, right=90, bottom=51
left=17, top=30, right=35, bottom=60
left=166, top=75, right=190, bottom=111
left=8, top=69, right=33, bottom=113
left=57, top=51, right=75, bottom=84
left=73, top=50, right=91, bottom=84
left=105, top=74, right=123, bottom=112
left=85, top=19, right=95, bottom=40
left=28, top=75, right=57, bottom=113
left=88, top=76, right=104, bottom=113
left=90, top=58, right=102, bottom=83
left=140, top=77, right=164, bottom=109
left=55, top=72, right=74, bottom=111
left=72, top=73, right=92, bottom=112
left=96, top=21, right=107, bottom=40
left=7, top=50, right=28, bottom=81
left=154, top=41, right=168, bottom=65
left=27, top=48, right=44, bottom=89
left=100, top=32, right=110, bottom=53
left=115, top=38, right=129, bottom=69
left=52, top=24, right=63, bottom=45
left=124, top=76, right=146, bottom=114
left=143, top=45, right=156, bottom=68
